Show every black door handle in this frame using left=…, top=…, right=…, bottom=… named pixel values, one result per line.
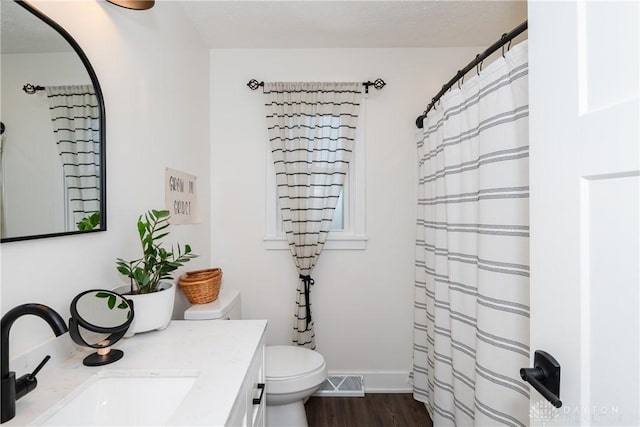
left=520, top=350, right=562, bottom=408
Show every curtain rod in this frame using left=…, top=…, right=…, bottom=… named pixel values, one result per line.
left=415, top=20, right=528, bottom=129
left=247, top=78, right=386, bottom=94
left=23, top=83, right=45, bottom=95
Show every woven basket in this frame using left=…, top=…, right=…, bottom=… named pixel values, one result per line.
left=179, top=268, right=222, bottom=304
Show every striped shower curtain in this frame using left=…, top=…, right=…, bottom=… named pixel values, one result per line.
left=264, top=82, right=361, bottom=349
left=46, top=85, right=101, bottom=231
left=413, top=41, right=530, bottom=426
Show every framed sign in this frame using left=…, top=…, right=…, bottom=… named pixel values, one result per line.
left=165, top=168, right=201, bottom=224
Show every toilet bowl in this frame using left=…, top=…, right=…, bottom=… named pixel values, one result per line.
left=184, top=289, right=327, bottom=427
left=265, top=345, right=327, bottom=427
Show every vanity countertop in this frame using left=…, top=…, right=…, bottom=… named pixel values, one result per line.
left=6, top=320, right=268, bottom=426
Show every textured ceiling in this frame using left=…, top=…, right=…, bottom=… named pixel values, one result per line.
left=180, top=1, right=528, bottom=48
left=2, top=1, right=528, bottom=54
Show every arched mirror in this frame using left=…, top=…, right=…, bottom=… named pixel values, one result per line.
left=69, top=290, right=134, bottom=366
left=0, top=0, right=106, bottom=243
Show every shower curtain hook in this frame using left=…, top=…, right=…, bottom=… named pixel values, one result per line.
left=508, top=38, right=513, bottom=52
left=501, top=33, right=508, bottom=57
left=476, top=54, right=482, bottom=75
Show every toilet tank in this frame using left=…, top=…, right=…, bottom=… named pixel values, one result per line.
left=184, top=289, right=241, bottom=320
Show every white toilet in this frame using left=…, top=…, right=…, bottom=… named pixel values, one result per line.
left=184, top=289, right=327, bottom=427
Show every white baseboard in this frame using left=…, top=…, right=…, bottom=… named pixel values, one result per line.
left=327, top=371, right=413, bottom=393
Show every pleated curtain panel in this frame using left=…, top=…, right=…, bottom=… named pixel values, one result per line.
left=46, top=85, right=101, bottom=231
left=263, top=82, right=361, bottom=349
left=413, top=41, right=530, bottom=426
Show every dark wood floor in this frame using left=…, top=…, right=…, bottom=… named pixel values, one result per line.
left=305, top=393, right=433, bottom=427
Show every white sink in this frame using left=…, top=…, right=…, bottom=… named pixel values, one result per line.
left=31, top=372, right=199, bottom=426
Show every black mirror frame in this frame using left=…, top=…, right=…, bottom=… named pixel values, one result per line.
left=1, top=0, right=107, bottom=243
left=69, top=289, right=134, bottom=341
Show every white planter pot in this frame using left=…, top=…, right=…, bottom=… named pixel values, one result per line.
left=113, top=282, right=176, bottom=338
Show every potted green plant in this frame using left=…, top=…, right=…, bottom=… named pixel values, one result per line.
left=115, top=209, right=197, bottom=336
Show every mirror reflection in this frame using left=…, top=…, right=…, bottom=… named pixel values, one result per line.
left=0, top=0, right=106, bottom=242
left=69, top=290, right=133, bottom=366
left=75, top=291, right=132, bottom=330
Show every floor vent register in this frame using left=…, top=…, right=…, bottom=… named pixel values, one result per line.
left=313, top=375, right=365, bottom=397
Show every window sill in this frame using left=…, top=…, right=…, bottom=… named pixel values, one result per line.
left=264, top=234, right=368, bottom=250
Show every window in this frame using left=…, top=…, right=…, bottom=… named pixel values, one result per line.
left=264, top=102, right=367, bottom=250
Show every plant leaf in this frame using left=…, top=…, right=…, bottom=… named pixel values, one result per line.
left=154, top=210, right=170, bottom=219
left=153, top=232, right=170, bottom=241
left=107, top=295, right=116, bottom=309
left=137, top=220, right=146, bottom=240
left=116, top=266, right=131, bottom=276
left=95, top=292, right=110, bottom=298
left=155, top=222, right=170, bottom=231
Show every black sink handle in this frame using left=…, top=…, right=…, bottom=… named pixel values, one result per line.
left=15, top=355, right=52, bottom=401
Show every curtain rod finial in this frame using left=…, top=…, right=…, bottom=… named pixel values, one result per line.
left=363, top=78, right=386, bottom=94
left=247, top=79, right=264, bottom=90
left=23, top=83, right=45, bottom=94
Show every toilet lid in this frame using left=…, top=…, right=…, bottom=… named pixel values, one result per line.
left=266, top=346, right=325, bottom=380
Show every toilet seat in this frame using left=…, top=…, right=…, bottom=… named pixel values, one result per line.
left=266, top=346, right=327, bottom=395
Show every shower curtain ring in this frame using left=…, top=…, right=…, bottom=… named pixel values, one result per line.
left=501, top=33, right=508, bottom=57
left=476, top=55, right=484, bottom=75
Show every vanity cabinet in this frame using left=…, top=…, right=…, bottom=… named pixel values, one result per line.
left=227, top=334, right=266, bottom=427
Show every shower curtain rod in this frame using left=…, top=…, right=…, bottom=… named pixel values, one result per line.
left=246, top=78, right=386, bottom=94
left=415, top=20, right=528, bottom=129
left=23, top=83, right=45, bottom=95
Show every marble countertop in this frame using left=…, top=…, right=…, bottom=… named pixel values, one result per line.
left=5, top=320, right=267, bottom=426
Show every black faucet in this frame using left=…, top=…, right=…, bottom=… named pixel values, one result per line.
left=1, top=304, right=68, bottom=424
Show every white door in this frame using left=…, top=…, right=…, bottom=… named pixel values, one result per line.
left=528, top=1, right=639, bottom=426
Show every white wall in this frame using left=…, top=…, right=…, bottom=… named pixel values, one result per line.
left=1, top=1, right=211, bottom=358
left=210, top=47, right=477, bottom=385
left=1, top=52, right=89, bottom=238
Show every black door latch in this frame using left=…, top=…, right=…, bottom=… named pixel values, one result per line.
left=520, top=350, right=562, bottom=408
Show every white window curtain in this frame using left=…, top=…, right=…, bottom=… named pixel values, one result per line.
left=264, top=82, right=361, bottom=349
left=46, top=85, right=101, bottom=231
left=413, top=41, right=530, bottom=426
